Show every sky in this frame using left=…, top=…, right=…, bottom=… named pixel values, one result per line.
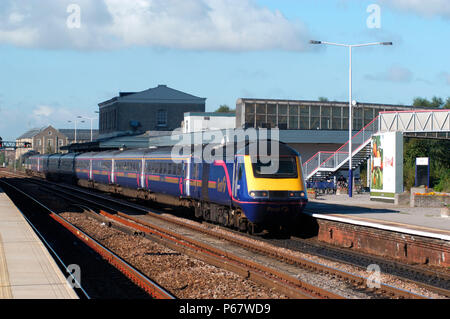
left=0, top=0, right=449, bottom=141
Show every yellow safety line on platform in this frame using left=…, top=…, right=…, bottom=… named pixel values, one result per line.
left=0, top=234, right=13, bottom=299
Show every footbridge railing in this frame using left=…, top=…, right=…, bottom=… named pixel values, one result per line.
left=303, top=117, right=379, bottom=180
left=303, top=109, right=450, bottom=181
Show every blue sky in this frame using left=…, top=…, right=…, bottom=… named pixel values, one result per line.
left=0, top=0, right=449, bottom=141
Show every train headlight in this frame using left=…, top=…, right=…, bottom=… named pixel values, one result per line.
left=249, top=191, right=269, bottom=199
left=289, top=191, right=306, bottom=198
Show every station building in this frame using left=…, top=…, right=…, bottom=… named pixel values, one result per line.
left=65, top=94, right=423, bottom=182
left=182, top=112, right=236, bottom=133
left=234, top=98, right=419, bottom=159
left=98, top=85, right=206, bottom=139
left=143, top=98, right=419, bottom=161
left=15, top=126, right=98, bottom=159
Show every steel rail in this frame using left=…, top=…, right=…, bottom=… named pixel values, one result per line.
left=12, top=176, right=342, bottom=299
left=21, top=177, right=427, bottom=299
left=0, top=171, right=432, bottom=298
left=0, top=178, right=175, bottom=300
left=0, top=179, right=90, bottom=299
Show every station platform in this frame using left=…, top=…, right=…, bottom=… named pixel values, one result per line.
left=304, top=194, right=450, bottom=267
left=0, top=187, right=78, bottom=299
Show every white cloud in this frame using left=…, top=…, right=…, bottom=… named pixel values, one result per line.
left=33, top=105, right=54, bottom=117
left=379, top=0, right=450, bottom=19
left=365, top=65, right=413, bottom=83
left=0, top=0, right=312, bottom=51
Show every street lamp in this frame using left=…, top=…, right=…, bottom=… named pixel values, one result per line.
left=68, top=116, right=85, bottom=144
left=310, top=40, right=392, bottom=197
left=79, top=116, right=98, bottom=142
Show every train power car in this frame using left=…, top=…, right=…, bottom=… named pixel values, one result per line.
left=27, top=141, right=308, bottom=233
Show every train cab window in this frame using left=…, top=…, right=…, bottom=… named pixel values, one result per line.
left=251, top=157, right=298, bottom=179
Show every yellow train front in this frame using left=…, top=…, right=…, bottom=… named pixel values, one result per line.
left=233, top=142, right=308, bottom=231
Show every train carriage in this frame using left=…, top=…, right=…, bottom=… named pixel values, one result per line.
left=58, top=153, right=79, bottom=183
left=231, top=142, right=307, bottom=227
left=47, top=154, right=64, bottom=180
left=27, top=140, right=308, bottom=233
left=113, top=150, right=144, bottom=190
left=143, top=147, right=186, bottom=197
left=75, top=152, right=95, bottom=181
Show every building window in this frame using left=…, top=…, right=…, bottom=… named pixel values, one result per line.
left=157, top=109, right=167, bottom=126
left=245, top=103, right=255, bottom=127
left=48, top=131, right=52, bottom=135
left=59, top=139, right=64, bottom=146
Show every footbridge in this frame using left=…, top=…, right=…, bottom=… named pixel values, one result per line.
left=302, top=109, right=450, bottom=181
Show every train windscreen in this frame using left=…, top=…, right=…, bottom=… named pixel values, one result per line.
left=251, top=156, right=298, bottom=179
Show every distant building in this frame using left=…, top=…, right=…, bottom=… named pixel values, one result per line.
left=236, top=98, right=417, bottom=131
left=15, top=126, right=99, bottom=158
left=182, top=112, right=236, bottom=133
left=234, top=98, right=424, bottom=160
left=98, top=85, right=206, bottom=138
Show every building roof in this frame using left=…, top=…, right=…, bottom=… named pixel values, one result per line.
left=99, top=85, right=206, bottom=107
left=184, top=112, right=236, bottom=117
left=236, top=98, right=415, bottom=109
left=17, top=127, right=45, bottom=139
left=59, top=129, right=99, bottom=141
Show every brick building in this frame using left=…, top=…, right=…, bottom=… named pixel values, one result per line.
left=15, top=126, right=99, bottom=159
left=98, top=85, right=206, bottom=138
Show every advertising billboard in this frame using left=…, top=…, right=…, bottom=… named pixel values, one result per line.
left=370, top=132, right=403, bottom=202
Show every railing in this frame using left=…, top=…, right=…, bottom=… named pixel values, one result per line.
left=303, top=109, right=450, bottom=181
left=303, top=116, right=379, bottom=180
left=379, top=109, right=450, bottom=133
left=302, top=151, right=334, bottom=178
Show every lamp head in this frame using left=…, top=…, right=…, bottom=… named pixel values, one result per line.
left=309, top=40, right=322, bottom=44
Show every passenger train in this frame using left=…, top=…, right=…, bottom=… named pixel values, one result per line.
left=25, top=141, right=308, bottom=233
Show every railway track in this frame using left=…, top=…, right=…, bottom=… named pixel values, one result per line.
left=0, top=177, right=175, bottom=299
left=0, top=171, right=435, bottom=299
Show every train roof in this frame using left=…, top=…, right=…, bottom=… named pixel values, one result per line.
left=70, top=140, right=298, bottom=160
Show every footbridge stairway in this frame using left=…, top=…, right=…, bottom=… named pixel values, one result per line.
left=302, top=109, right=450, bottom=181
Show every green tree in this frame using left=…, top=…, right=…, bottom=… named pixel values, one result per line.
left=318, top=97, right=329, bottom=102
left=444, top=97, right=450, bottom=109
left=215, top=105, right=235, bottom=113
left=413, top=96, right=447, bottom=108
left=403, top=138, right=450, bottom=191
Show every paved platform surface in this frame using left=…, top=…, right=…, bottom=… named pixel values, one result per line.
left=305, top=194, right=450, bottom=241
left=0, top=187, right=78, bottom=299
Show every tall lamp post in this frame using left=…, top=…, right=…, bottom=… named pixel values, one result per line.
left=79, top=116, right=98, bottom=142
left=310, top=40, right=392, bottom=197
left=68, top=116, right=85, bottom=144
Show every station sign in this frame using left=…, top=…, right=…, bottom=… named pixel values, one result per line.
left=415, top=157, right=430, bottom=188
left=416, top=157, right=429, bottom=166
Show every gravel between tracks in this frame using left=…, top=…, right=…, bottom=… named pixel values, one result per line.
left=158, top=212, right=448, bottom=299
left=61, top=211, right=288, bottom=299
left=8, top=176, right=447, bottom=299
